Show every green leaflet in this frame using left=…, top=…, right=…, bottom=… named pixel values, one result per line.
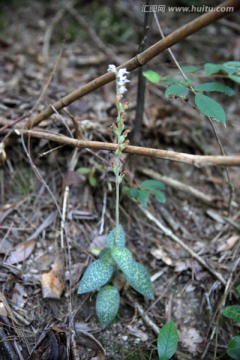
left=138, top=189, right=149, bottom=208
left=123, top=261, right=154, bottom=300
left=194, top=82, right=235, bottom=96
left=96, top=286, right=120, bottom=328
left=223, top=305, right=240, bottom=322
left=77, top=259, right=114, bottom=294
left=77, top=167, right=90, bottom=174
left=89, top=175, right=97, bottom=187
left=141, top=180, right=165, bottom=190
left=142, top=70, right=161, bottom=83
left=227, top=336, right=240, bottom=360
left=112, top=247, right=133, bottom=273
left=223, top=61, right=240, bottom=74
left=181, top=65, right=200, bottom=73
left=150, top=188, right=166, bottom=203
left=229, top=75, right=240, bottom=84
left=123, top=179, right=166, bottom=208
left=204, top=63, right=235, bottom=76
left=194, top=93, right=226, bottom=124
left=157, top=321, right=179, bottom=360
left=107, top=224, right=126, bottom=248
left=165, top=84, right=189, bottom=97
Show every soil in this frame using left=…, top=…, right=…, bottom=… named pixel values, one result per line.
left=0, top=1, right=240, bottom=359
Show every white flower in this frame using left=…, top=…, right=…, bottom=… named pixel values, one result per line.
left=108, top=65, right=130, bottom=95
left=118, top=85, right=127, bottom=94
left=118, top=68, right=129, bottom=79
left=108, top=64, right=117, bottom=73
left=117, top=68, right=129, bottom=95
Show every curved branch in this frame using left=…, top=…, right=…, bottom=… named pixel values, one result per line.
left=25, top=0, right=240, bottom=129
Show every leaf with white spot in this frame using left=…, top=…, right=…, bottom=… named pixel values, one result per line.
left=96, top=286, right=120, bottom=328
left=77, top=259, right=114, bottom=295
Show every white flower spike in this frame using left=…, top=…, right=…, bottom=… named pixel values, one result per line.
left=108, top=65, right=129, bottom=95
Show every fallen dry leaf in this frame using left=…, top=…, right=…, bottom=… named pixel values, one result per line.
left=41, top=257, right=65, bottom=299
left=179, top=326, right=204, bottom=355
left=6, top=239, right=36, bottom=265
left=127, top=325, right=148, bottom=342
left=0, top=301, right=8, bottom=317
left=76, top=329, right=106, bottom=359
left=150, top=247, right=173, bottom=266
left=217, top=235, right=239, bottom=253
left=88, top=234, right=107, bottom=256
left=0, top=238, right=13, bottom=254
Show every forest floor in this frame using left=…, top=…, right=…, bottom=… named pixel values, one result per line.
left=0, top=1, right=240, bottom=359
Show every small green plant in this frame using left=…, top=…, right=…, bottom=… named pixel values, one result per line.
left=123, top=179, right=166, bottom=208
left=222, top=285, right=240, bottom=359
left=77, top=65, right=153, bottom=328
left=143, top=61, right=240, bottom=125
left=77, top=162, right=103, bottom=187
left=157, top=321, right=179, bottom=360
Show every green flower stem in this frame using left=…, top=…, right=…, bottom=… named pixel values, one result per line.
left=108, top=65, right=129, bottom=247
left=115, top=162, right=120, bottom=245
left=114, top=101, right=122, bottom=245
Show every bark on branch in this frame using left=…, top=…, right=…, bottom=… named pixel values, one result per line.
left=24, top=129, right=240, bottom=167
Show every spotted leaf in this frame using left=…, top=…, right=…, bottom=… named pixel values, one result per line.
left=96, top=286, right=120, bottom=328
left=77, top=259, right=114, bottom=295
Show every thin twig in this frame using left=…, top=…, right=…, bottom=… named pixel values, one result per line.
left=99, top=190, right=107, bottom=235
left=137, top=167, right=215, bottom=205
left=61, top=147, right=80, bottom=359
left=137, top=205, right=226, bottom=286
left=42, top=8, right=65, bottom=61
left=208, top=118, right=234, bottom=214
left=125, top=292, right=160, bottom=335
left=64, top=2, right=118, bottom=63
left=34, top=45, right=64, bottom=113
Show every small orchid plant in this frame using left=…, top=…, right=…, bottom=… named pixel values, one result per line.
left=77, top=65, right=153, bottom=328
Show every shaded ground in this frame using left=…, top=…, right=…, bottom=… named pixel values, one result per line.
left=0, top=1, right=240, bottom=359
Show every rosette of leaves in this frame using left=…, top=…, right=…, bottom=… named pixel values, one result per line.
left=123, top=179, right=166, bottom=207
left=78, top=225, right=153, bottom=327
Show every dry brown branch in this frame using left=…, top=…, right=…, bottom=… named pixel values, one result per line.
left=24, top=129, right=240, bottom=167
left=25, top=0, right=240, bottom=129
